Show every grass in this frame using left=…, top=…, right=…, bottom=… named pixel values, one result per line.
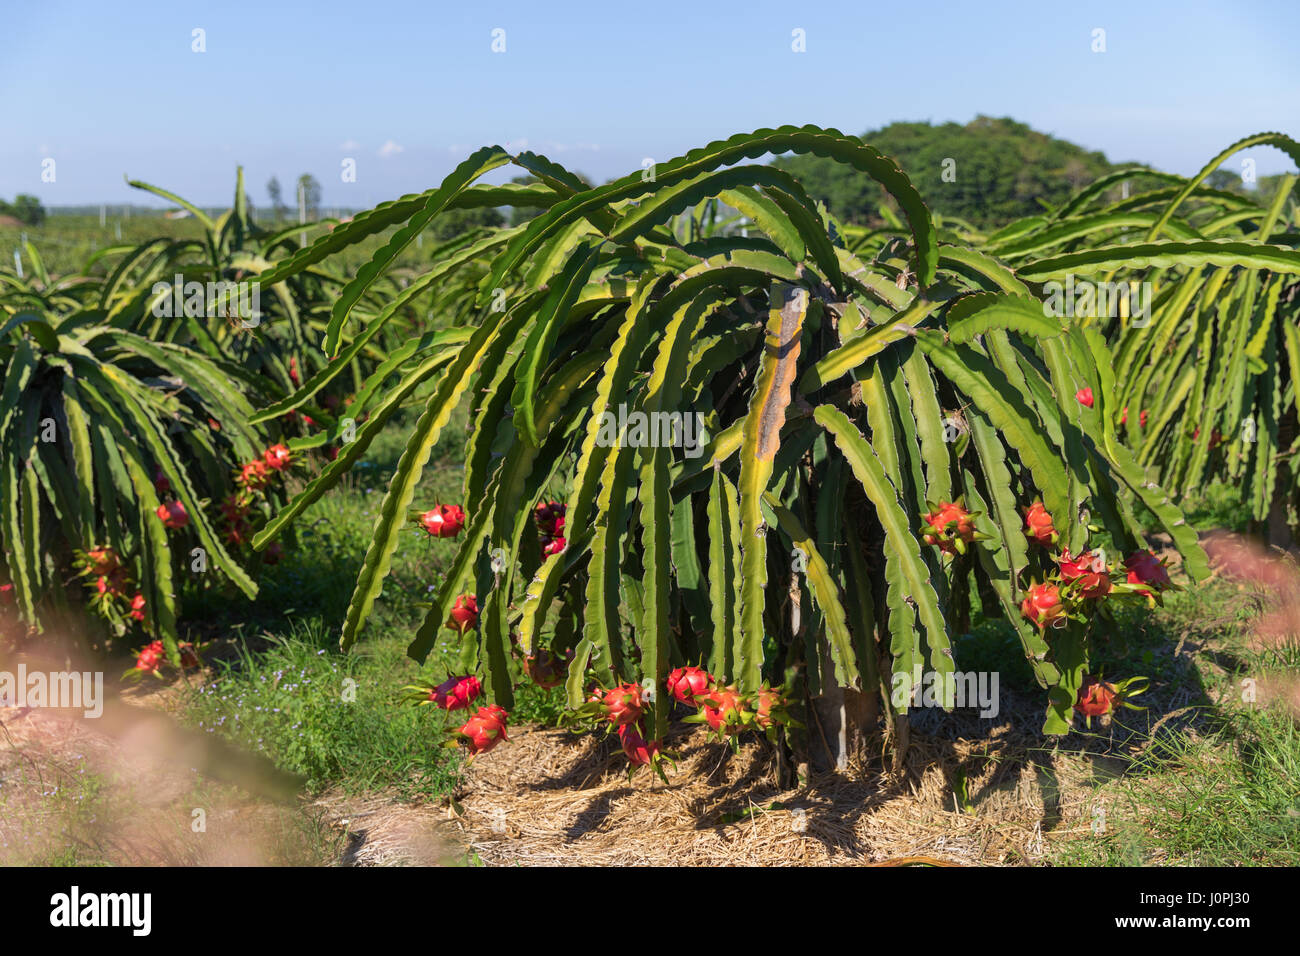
left=176, top=411, right=478, bottom=799
left=151, top=426, right=1300, bottom=865
left=1048, top=579, right=1300, bottom=866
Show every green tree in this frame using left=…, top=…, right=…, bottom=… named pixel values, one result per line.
left=266, top=176, right=287, bottom=221
left=774, top=116, right=1118, bottom=229
left=296, top=174, right=322, bottom=220
left=0, top=194, right=46, bottom=226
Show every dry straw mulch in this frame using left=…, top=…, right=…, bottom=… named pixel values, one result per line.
left=445, top=694, right=1141, bottom=867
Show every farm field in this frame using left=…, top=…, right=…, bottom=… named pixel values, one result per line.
left=2, top=430, right=1295, bottom=867
left=2, top=7, right=1299, bottom=928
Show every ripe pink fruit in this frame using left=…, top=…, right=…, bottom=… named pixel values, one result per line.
left=1058, top=549, right=1111, bottom=599
left=429, top=675, right=482, bottom=711
left=446, top=594, right=479, bottom=633
left=0, top=582, right=13, bottom=606
left=665, top=666, right=713, bottom=704
left=700, top=686, right=746, bottom=735
left=534, top=501, right=566, bottom=537
left=1125, top=550, right=1172, bottom=598
left=85, top=547, right=120, bottom=577
left=153, top=468, right=170, bottom=496
left=1023, top=501, right=1057, bottom=547
left=457, top=704, right=508, bottom=755
left=524, top=649, right=566, bottom=689
left=237, top=459, right=272, bottom=490
left=1075, top=387, right=1094, bottom=408
left=753, top=686, right=790, bottom=731
left=1020, top=582, right=1065, bottom=629
left=179, top=642, right=201, bottom=669
left=618, top=721, right=661, bottom=766
left=922, top=500, right=979, bottom=555
left=602, top=683, right=645, bottom=726
left=135, top=640, right=165, bottom=673
left=1075, top=676, right=1117, bottom=718
left=156, top=501, right=189, bottom=530
left=129, top=593, right=146, bottom=622
left=541, top=535, right=566, bottom=556
left=420, top=504, right=466, bottom=539
left=263, top=443, right=292, bottom=471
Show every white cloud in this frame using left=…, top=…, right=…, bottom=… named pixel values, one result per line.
left=377, top=140, right=404, bottom=158
left=340, top=139, right=361, bottom=151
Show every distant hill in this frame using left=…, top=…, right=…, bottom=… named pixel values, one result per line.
left=774, top=116, right=1126, bottom=229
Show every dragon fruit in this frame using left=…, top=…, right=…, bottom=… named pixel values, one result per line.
left=429, top=675, right=482, bottom=711
left=524, top=649, right=566, bottom=689
left=156, top=501, right=189, bottom=530
left=420, top=504, right=466, bottom=539
left=263, top=443, right=293, bottom=472
left=457, top=704, right=509, bottom=755
left=699, top=685, right=747, bottom=736
left=1020, top=581, right=1066, bottom=629
left=1058, top=549, right=1112, bottom=599
left=617, top=721, right=661, bottom=766
left=1023, top=501, right=1057, bottom=547
left=921, top=499, right=983, bottom=555
left=1125, top=550, right=1173, bottom=599
left=446, top=594, right=479, bottom=633
left=134, top=640, right=165, bottom=674
left=665, top=665, right=714, bottom=705
left=602, top=683, right=645, bottom=726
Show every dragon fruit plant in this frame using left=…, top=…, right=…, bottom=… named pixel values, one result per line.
left=250, top=126, right=1209, bottom=746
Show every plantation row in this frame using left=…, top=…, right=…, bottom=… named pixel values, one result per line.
left=1, top=126, right=1298, bottom=771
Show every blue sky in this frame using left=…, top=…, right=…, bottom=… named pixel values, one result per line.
left=3, top=0, right=1298, bottom=206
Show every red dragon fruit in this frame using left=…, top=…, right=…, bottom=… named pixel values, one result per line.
left=665, top=665, right=714, bottom=704
left=1075, top=386, right=1094, bottom=408
left=1023, top=501, right=1057, bottom=547
left=135, top=640, right=165, bottom=674
left=429, top=674, right=482, bottom=711
left=921, top=499, right=983, bottom=555
left=1125, top=550, right=1173, bottom=600
left=237, top=459, right=272, bottom=490
left=446, top=594, right=479, bottom=633
left=1058, top=549, right=1112, bottom=599
left=156, top=501, right=189, bottom=530
left=1074, top=675, right=1147, bottom=727
left=457, top=704, right=508, bottom=755
left=263, top=443, right=292, bottom=472
left=602, top=683, right=645, bottom=726
left=752, top=686, right=794, bottom=732
left=617, top=721, right=661, bottom=767
left=535, top=501, right=567, bottom=556
left=1020, top=581, right=1066, bottom=629
left=420, top=504, right=466, bottom=539
left=84, top=547, right=121, bottom=577
left=699, top=685, right=747, bottom=736
left=524, top=649, right=566, bottom=689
